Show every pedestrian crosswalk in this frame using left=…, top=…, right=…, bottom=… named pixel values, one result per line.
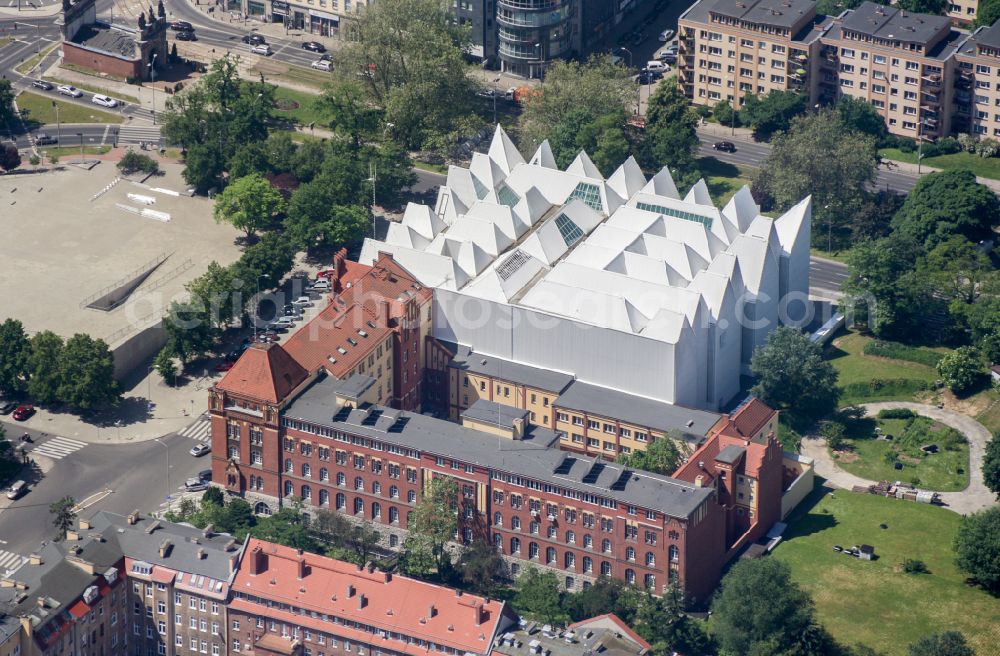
left=0, top=550, right=26, bottom=577
left=179, top=417, right=211, bottom=442
left=118, top=124, right=163, bottom=147
left=30, top=436, right=88, bottom=461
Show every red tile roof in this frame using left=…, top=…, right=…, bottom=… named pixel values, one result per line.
left=282, top=302, right=394, bottom=378
left=234, top=539, right=509, bottom=655
left=672, top=399, right=776, bottom=481
left=569, top=614, right=651, bottom=651
left=349, top=253, right=432, bottom=307
left=730, top=398, right=775, bottom=438
left=216, top=343, right=309, bottom=403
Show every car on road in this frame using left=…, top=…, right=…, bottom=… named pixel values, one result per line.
left=57, top=85, right=83, bottom=98
left=189, top=443, right=211, bottom=457
left=302, top=41, right=326, bottom=52
left=256, top=331, right=279, bottom=343
left=91, top=94, right=118, bottom=108
left=659, top=29, right=675, bottom=42
left=198, top=469, right=212, bottom=482
left=250, top=43, right=272, bottom=56
left=242, top=33, right=267, bottom=45
left=292, top=296, right=312, bottom=307
left=319, top=52, right=332, bottom=61
left=175, top=30, right=196, bottom=41
left=170, top=20, right=193, bottom=31
left=0, top=400, right=17, bottom=415
left=713, top=141, right=737, bottom=152
left=5, top=481, right=28, bottom=501
left=35, top=133, right=58, bottom=145
left=184, top=477, right=207, bottom=492
left=12, top=405, right=35, bottom=421
left=310, top=59, right=332, bottom=71
left=31, top=79, right=53, bottom=91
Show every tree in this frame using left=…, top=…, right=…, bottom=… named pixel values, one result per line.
left=28, top=154, right=41, bottom=168
left=908, top=632, right=974, bottom=656
left=316, top=80, right=384, bottom=149
left=408, top=475, right=458, bottom=572
left=983, top=433, right=1000, bottom=499
left=920, top=236, right=994, bottom=305
left=285, top=187, right=370, bottom=252
left=456, top=538, right=508, bottom=595
left=335, top=0, right=478, bottom=151
left=228, top=142, right=271, bottom=179
left=635, top=584, right=713, bottom=656
left=213, top=173, right=285, bottom=239
left=0, top=79, right=15, bottom=127
left=754, top=109, right=877, bottom=251
left=739, top=91, right=808, bottom=140
left=644, top=83, right=700, bottom=183
left=618, top=433, right=683, bottom=475
left=520, top=56, right=635, bottom=167
left=713, top=99, right=739, bottom=128
left=547, top=106, right=631, bottom=176
left=751, top=326, right=840, bottom=418
left=710, top=558, right=816, bottom=656
left=896, top=0, right=946, bottom=13
left=26, top=331, right=65, bottom=405
left=0, top=143, right=21, bottom=173
left=975, top=0, right=1000, bottom=27
left=349, top=522, right=382, bottom=566
left=250, top=502, right=318, bottom=551
left=954, top=506, right=1000, bottom=591
left=163, top=301, right=216, bottom=366
left=57, top=334, right=120, bottom=411
left=186, top=261, right=238, bottom=329
left=182, top=143, right=225, bottom=193
left=891, top=170, right=1000, bottom=251
left=514, top=568, right=568, bottom=625
left=936, top=347, right=982, bottom=393
left=835, top=95, right=888, bottom=140
left=0, top=319, right=30, bottom=393
left=563, top=577, right=639, bottom=624
left=231, top=233, right=295, bottom=290
left=117, top=150, right=160, bottom=175
left=50, top=496, right=77, bottom=541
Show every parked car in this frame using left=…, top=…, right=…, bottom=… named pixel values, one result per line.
left=198, top=469, right=212, bottom=482
left=645, top=60, right=669, bottom=73
left=35, top=133, right=57, bottom=145
left=631, top=31, right=646, bottom=45
left=175, top=30, right=196, bottom=41
left=31, top=79, right=53, bottom=91
left=184, top=477, right=207, bottom=492
left=302, top=41, right=326, bottom=52
left=319, top=52, right=332, bottom=61
left=637, top=71, right=657, bottom=85
left=266, top=322, right=290, bottom=333
left=658, top=51, right=677, bottom=64
left=91, top=94, right=118, bottom=108
left=310, top=59, right=332, bottom=72
left=57, top=85, right=83, bottom=98
left=291, top=296, right=312, bottom=307
left=214, top=362, right=235, bottom=372
left=309, top=278, right=331, bottom=291
left=713, top=141, right=737, bottom=152
left=189, top=443, right=211, bottom=457
left=659, top=28, right=675, bottom=42
left=170, top=20, right=193, bottom=30
left=12, top=405, right=35, bottom=421
left=5, top=481, right=28, bottom=501
left=0, top=400, right=17, bottom=415
left=256, top=331, right=279, bottom=343
left=250, top=43, right=272, bottom=56
left=242, top=33, right=266, bottom=45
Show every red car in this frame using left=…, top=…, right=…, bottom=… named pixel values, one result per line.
left=214, top=362, right=235, bottom=372
left=12, top=405, right=35, bottom=421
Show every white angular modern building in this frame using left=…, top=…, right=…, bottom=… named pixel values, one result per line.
left=360, top=126, right=811, bottom=412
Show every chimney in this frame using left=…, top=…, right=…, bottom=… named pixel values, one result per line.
left=79, top=519, right=91, bottom=530
left=36, top=597, right=47, bottom=609
left=65, top=529, right=80, bottom=541
left=357, top=593, right=367, bottom=610
left=474, top=602, right=484, bottom=626
left=297, top=559, right=308, bottom=580
left=695, top=475, right=705, bottom=488
left=29, top=554, right=42, bottom=566
left=127, top=510, right=140, bottom=525
left=346, top=584, right=356, bottom=598
left=203, top=524, right=215, bottom=538
left=428, top=604, right=437, bottom=619
left=248, top=546, right=267, bottom=576
left=159, top=539, right=172, bottom=558
left=455, top=589, right=463, bottom=598
left=511, top=417, right=524, bottom=441
left=196, top=548, right=206, bottom=560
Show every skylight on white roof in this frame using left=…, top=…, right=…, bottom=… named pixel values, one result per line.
left=636, top=201, right=713, bottom=227
left=554, top=213, right=585, bottom=247
left=471, top=174, right=489, bottom=200
left=496, top=183, right=520, bottom=207
left=569, top=182, right=603, bottom=212
left=496, top=249, right=532, bottom=282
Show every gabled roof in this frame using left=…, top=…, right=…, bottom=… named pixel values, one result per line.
left=217, top=342, right=309, bottom=403
left=730, top=397, right=776, bottom=438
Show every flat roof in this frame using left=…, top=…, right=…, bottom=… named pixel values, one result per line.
left=445, top=342, right=575, bottom=394
left=709, top=0, right=817, bottom=29
left=462, top=399, right=530, bottom=429
left=284, top=377, right=715, bottom=519
left=715, top=444, right=746, bottom=464
left=72, top=23, right=136, bottom=59
left=554, top=380, right=721, bottom=439
left=958, top=23, right=1000, bottom=57
left=840, top=1, right=949, bottom=45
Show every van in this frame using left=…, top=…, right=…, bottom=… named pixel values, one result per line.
left=6, top=481, right=27, bottom=500
left=645, top=60, right=668, bottom=73
left=91, top=94, right=118, bottom=108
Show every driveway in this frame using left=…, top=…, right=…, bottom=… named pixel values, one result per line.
left=800, top=401, right=996, bottom=515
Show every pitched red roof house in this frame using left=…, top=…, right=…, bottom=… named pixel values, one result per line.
left=216, top=342, right=309, bottom=404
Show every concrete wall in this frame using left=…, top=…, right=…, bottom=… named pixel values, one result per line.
left=781, top=452, right=815, bottom=520
left=111, top=319, right=166, bottom=379
left=62, top=41, right=141, bottom=79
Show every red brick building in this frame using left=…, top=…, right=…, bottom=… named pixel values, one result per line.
left=227, top=539, right=515, bottom=656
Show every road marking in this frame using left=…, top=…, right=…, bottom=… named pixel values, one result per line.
left=0, top=550, right=26, bottom=577
left=30, top=436, right=87, bottom=460
left=101, top=123, right=110, bottom=145
left=179, top=417, right=211, bottom=442
left=72, top=489, right=113, bottom=513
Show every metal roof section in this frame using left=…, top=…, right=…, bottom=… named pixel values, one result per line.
left=640, top=166, right=682, bottom=199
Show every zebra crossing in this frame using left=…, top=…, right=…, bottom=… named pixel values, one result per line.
left=179, top=417, right=211, bottom=442
left=117, top=124, right=163, bottom=147
left=0, top=550, right=26, bottom=577
left=30, top=436, right=88, bottom=461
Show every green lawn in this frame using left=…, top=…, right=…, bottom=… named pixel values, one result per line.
left=253, top=64, right=333, bottom=91
left=810, top=247, right=851, bottom=264
left=825, top=329, right=939, bottom=405
left=413, top=159, right=448, bottom=175
left=697, top=156, right=751, bottom=206
left=44, top=75, right=140, bottom=104
left=271, top=85, right=325, bottom=127
left=974, top=391, right=1000, bottom=434
left=880, top=148, right=1000, bottom=181
left=0, top=37, right=13, bottom=48
left=37, top=145, right=112, bottom=158
left=833, top=416, right=969, bottom=491
left=17, top=92, right=124, bottom=125
left=773, top=484, right=1000, bottom=656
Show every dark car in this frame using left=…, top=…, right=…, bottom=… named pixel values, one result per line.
left=170, top=20, right=193, bottom=30
left=0, top=401, right=17, bottom=415
left=637, top=71, right=658, bottom=85
left=302, top=41, right=326, bottom=53
left=631, top=31, right=647, bottom=46
left=242, top=33, right=267, bottom=45
left=35, top=133, right=58, bottom=145
left=12, top=405, right=35, bottom=421
left=319, top=52, right=332, bottom=61
left=175, top=30, right=196, bottom=41
left=31, top=79, right=53, bottom=91
left=713, top=141, right=737, bottom=153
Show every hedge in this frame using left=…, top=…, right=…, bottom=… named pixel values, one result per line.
left=842, top=378, right=932, bottom=401
left=863, top=340, right=944, bottom=368
left=877, top=408, right=918, bottom=420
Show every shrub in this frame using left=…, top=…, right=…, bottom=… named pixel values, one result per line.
left=877, top=408, right=917, bottom=420
left=903, top=558, right=929, bottom=574
left=863, top=340, right=944, bottom=367
left=821, top=421, right=847, bottom=450
left=936, top=347, right=983, bottom=393
left=957, top=133, right=978, bottom=153
left=975, top=137, right=999, bottom=158
left=895, top=137, right=918, bottom=153
left=883, top=450, right=899, bottom=465
left=117, top=150, right=160, bottom=175
left=842, top=378, right=931, bottom=400
left=931, top=137, right=962, bottom=156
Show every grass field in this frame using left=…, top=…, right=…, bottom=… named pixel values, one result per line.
left=0, top=37, right=13, bottom=48
left=413, top=159, right=448, bottom=175
left=810, top=247, right=851, bottom=264
left=825, top=329, right=939, bottom=404
left=773, top=484, right=1000, bottom=655
left=14, top=43, right=59, bottom=76
left=270, top=86, right=325, bottom=127
left=16, top=92, right=124, bottom=125
left=697, top=156, right=751, bottom=206
left=880, top=148, right=1000, bottom=181
left=253, top=63, right=333, bottom=91
left=45, top=75, right=140, bottom=104
left=976, top=394, right=1000, bottom=434
left=37, top=145, right=112, bottom=158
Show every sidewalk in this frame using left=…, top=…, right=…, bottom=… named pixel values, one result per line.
left=879, top=157, right=1000, bottom=193
left=0, top=2, right=61, bottom=18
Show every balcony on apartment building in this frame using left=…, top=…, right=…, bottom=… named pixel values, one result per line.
left=921, top=72, right=943, bottom=88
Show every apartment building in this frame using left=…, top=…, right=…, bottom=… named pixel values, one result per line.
left=948, top=0, right=979, bottom=24
left=227, top=539, right=514, bottom=656
left=677, top=0, right=831, bottom=108
left=953, top=21, right=1000, bottom=137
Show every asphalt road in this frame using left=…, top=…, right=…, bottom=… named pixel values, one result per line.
left=810, top=257, right=848, bottom=296
left=0, top=422, right=208, bottom=558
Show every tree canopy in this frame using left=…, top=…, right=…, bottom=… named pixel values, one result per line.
left=895, top=0, right=946, bottom=14
left=835, top=95, right=888, bottom=140
left=644, top=83, right=701, bottom=188
left=983, top=432, right=1000, bottom=500
left=514, top=568, right=568, bottom=625
left=954, top=506, right=1000, bottom=591
left=975, top=0, right=1000, bottom=27
left=618, top=433, right=683, bottom=476
left=739, top=91, right=808, bottom=140
left=891, top=170, right=1000, bottom=251
left=0, top=319, right=30, bottom=393
left=26, top=331, right=65, bottom=405
left=406, top=475, right=458, bottom=574
left=750, top=326, right=841, bottom=418
left=0, top=80, right=15, bottom=127
left=908, top=632, right=975, bottom=656
left=213, top=173, right=285, bottom=239
left=57, top=334, right=120, bottom=411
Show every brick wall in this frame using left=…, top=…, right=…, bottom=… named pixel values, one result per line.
left=62, top=42, right=141, bottom=79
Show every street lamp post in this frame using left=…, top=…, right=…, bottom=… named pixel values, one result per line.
left=148, top=53, right=158, bottom=125
left=533, top=43, right=542, bottom=80
left=619, top=48, right=640, bottom=116
left=492, top=75, right=501, bottom=125
left=52, top=100, right=60, bottom=146
left=367, top=163, right=377, bottom=238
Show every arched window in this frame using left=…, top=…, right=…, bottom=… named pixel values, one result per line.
left=626, top=547, right=635, bottom=561
left=564, top=552, right=575, bottom=569
left=565, top=530, right=575, bottom=544
left=494, top=512, right=503, bottom=527
left=301, top=463, right=311, bottom=478
left=511, top=516, right=521, bottom=530
left=583, top=534, right=593, bottom=549
left=319, top=468, right=328, bottom=482
left=319, top=490, right=329, bottom=506
left=644, top=574, right=656, bottom=590
left=646, top=552, right=656, bottom=567
left=546, top=547, right=556, bottom=564
left=389, top=485, right=399, bottom=498
left=669, top=545, right=679, bottom=562
left=389, top=506, right=399, bottom=524
left=300, top=485, right=311, bottom=501
left=601, top=561, right=612, bottom=576
left=354, top=476, right=364, bottom=491
left=408, top=490, right=417, bottom=503
left=372, top=502, right=382, bottom=520
left=284, top=460, right=293, bottom=473
left=529, top=542, right=539, bottom=560
left=254, top=502, right=271, bottom=516
left=354, top=497, right=364, bottom=515
left=625, top=568, right=636, bottom=585
left=494, top=534, right=503, bottom=550
left=337, top=472, right=345, bottom=486
left=511, top=537, right=521, bottom=554
left=283, top=481, right=293, bottom=496
left=602, top=539, right=612, bottom=553
left=583, top=556, right=593, bottom=573
left=336, top=493, right=346, bottom=510
left=372, top=481, right=381, bottom=495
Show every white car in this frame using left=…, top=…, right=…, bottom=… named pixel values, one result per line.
left=189, top=443, right=210, bottom=457
left=250, top=43, right=272, bottom=56
left=310, top=59, right=332, bottom=71
left=91, top=94, right=118, bottom=108
left=291, top=296, right=312, bottom=307
left=57, top=84, right=83, bottom=98
left=309, top=278, right=331, bottom=291
left=184, top=477, right=207, bottom=492
left=659, top=29, right=675, bottom=42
